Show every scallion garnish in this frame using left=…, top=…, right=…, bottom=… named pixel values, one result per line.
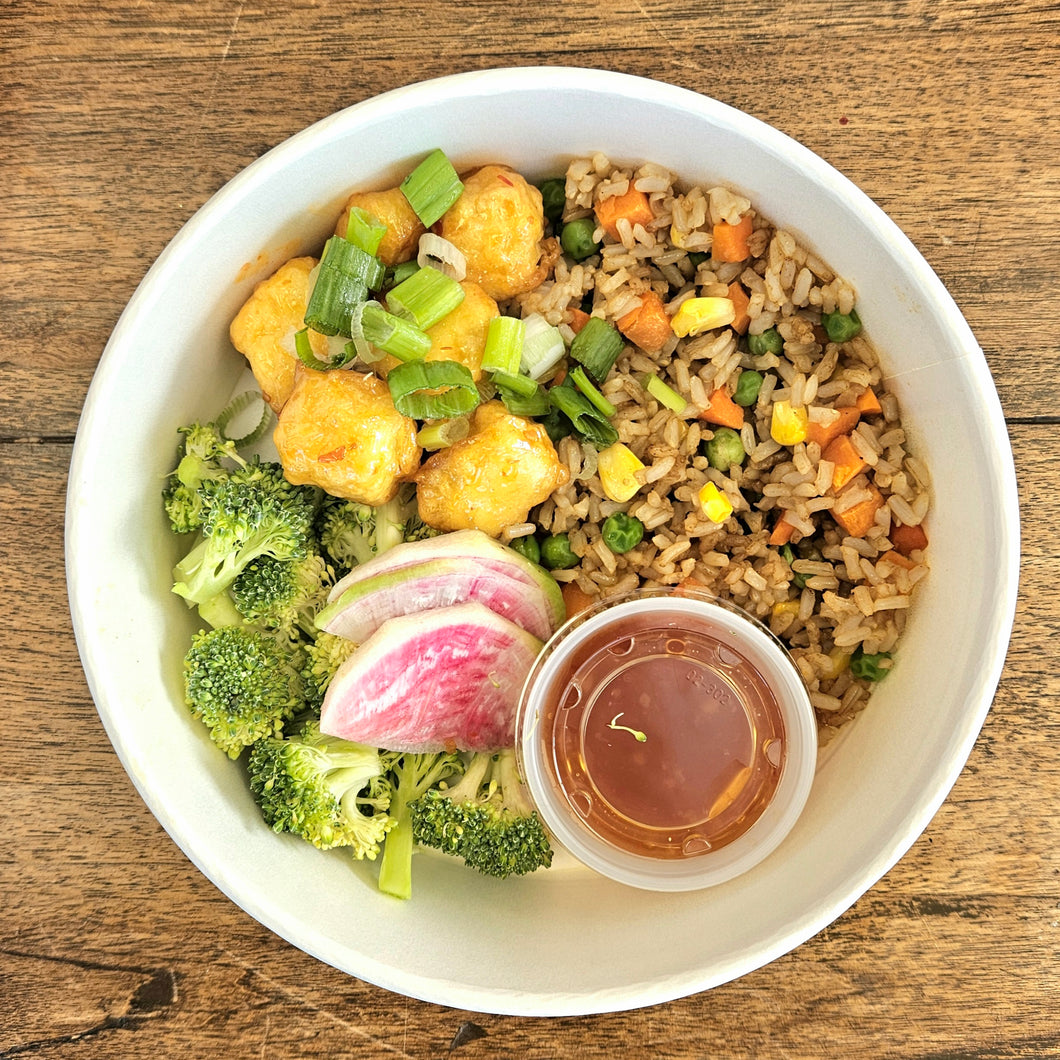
left=417, top=414, right=471, bottom=450
left=387, top=260, right=421, bottom=289
left=569, top=315, right=625, bottom=382
left=360, top=303, right=432, bottom=363
left=491, top=371, right=551, bottom=417
left=400, top=148, right=464, bottom=228
left=345, top=207, right=388, bottom=256
left=520, top=313, right=566, bottom=380
left=548, top=378, right=619, bottom=449
left=387, top=266, right=466, bottom=331
left=387, top=360, right=481, bottom=420
left=570, top=365, right=617, bottom=417
left=304, top=236, right=385, bottom=336
left=481, top=316, right=526, bottom=376
left=643, top=372, right=688, bottom=413
left=215, top=390, right=273, bottom=448
left=294, top=327, right=336, bottom=371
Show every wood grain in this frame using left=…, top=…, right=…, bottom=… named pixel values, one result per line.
left=3, top=0, right=1057, bottom=1055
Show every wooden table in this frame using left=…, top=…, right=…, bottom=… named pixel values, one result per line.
left=4, top=1, right=1056, bottom=1055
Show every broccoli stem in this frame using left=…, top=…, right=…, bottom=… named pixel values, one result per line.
left=377, top=752, right=461, bottom=900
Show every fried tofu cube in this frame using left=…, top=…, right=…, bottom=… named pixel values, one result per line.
left=415, top=401, right=569, bottom=537
left=423, top=281, right=499, bottom=381
left=274, top=367, right=421, bottom=506
left=335, top=187, right=426, bottom=266
left=440, top=165, right=547, bottom=301
left=229, top=256, right=329, bottom=413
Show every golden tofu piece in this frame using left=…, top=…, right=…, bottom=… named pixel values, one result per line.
left=274, top=367, right=421, bottom=506
left=440, top=165, right=546, bottom=301
left=424, top=281, right=499, bottom=381
left=229, top=256, right=328, bottom=413
left=415, top=401, right=569, bottom=537
left=335, top=187, right=426, bottom=266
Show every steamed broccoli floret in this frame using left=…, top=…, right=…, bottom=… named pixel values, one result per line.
left=317, top=485, right=439, bottom=572
left=163, top=421, right=247, bottom=534
left=411, top=749, right=553, bottom=879
left=301, top=630, right=358, bottom=712
left=248, top=719, right=393, bottom=859
left=183, top=625, right=306, bottom=758
left=377, top=750, right=464, bottom=900
left=172, top=461, right=319, bottom=607
left=231, top=551, right=334, bottom=636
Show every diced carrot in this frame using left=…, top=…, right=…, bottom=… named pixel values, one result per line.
left=891, top=520, right=929, bottom=556
left=768, top=514, right=796, bottom=546
left=727, top=281, right=751, bottom=335
left=880, top=549, right=916, bottom=571
left=822, top=433, right=868, bottom=491
left=833, top=484, right=885, bottom=538
left=855, top=387, right=883, bottom=415
left=712, top=213, right=753, bottom=262
left=567, top=307, right=591, bottom=334
left=617, top=290, right=672, bottom=351
left=698, top=387, right=744, bottom=429
left=561, top=581, right=597, bottom=618
left=805, top=405, right=861, bottom=449
left=594, top=187, right=655, bottom=241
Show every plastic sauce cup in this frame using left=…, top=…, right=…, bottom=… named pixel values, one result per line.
left=516, top=589, right=817, bottom=891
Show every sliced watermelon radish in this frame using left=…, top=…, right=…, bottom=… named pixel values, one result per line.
left=319, top=601, right=542, bottom=753
left=316, top=555, right=557, bottom=642
left=326, top=529, right=564, bottom=632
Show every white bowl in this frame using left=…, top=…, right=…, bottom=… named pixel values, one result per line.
left=66, top=67, right=1019, bottom=1016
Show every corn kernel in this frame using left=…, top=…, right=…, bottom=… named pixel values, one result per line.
left=671, top=297, right=736, bottom=338
left=597, top=442, right=645, bottom=503
left=770, top=400, right=809, bottom=445
left=698, top=481, right=734, bottom=523
left=772, top=599, right=801, bottom=619
left=826, top=648, right=851, bottom=678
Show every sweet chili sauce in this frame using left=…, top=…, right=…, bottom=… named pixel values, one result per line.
left=539, top=609, right=786, bottom=859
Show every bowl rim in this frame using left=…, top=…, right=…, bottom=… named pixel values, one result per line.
left=66, top=65, right=1021, bottom=1015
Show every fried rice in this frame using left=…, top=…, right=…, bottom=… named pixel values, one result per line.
left=509, top=152, right=931, bottom=744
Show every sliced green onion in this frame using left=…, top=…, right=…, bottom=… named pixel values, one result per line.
left=569, top=315, right=625, bottom=382
left=360, top=303, right=431, bottom=362
left=387, top=260, right=420, bottom=289
left=387, top=359, right=481, bottom=419
left=215, top=390, right=273, bottom=448
left=416, top=233, right=467, bottom=280
left=304, top=236, right=384, bottom=336
left=345, top=207, right=387, bottom=256
left=387, top=266, right=466, bottom=330
left=491, top=371, right=551, bottom=416
left=481, top=316, right=526, bottom=375
left=548, top=379, right=619, bottom=449
left=643, top=372, right=687, bottom=412
left=520, top=313, right=566, bottom=380
left=400, top=148, right=464, bottom=228
left=417, top=414, right=471, bottom=450
left=570, top=365, right=617, bottom=417
left=346, top=300, right=384, bottom=364
left=294, top=327, right=336, bottom=371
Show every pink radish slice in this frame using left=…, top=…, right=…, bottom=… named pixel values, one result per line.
left=319, top=601, right=542, bottom=753
left=326, top=529, right=564, bottom=630
left=316, top=556, right=557, bottom=642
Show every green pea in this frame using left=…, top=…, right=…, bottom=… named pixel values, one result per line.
left=601, top=512, right=645, bottom=554
left=540, top=533, right=579, bottom=570
left=704, top=426, right=746, bottom=470
left=560, top=218, right=600, bottom=262
left=821, top=308, right=862, bottom=343
left=849, top=648, right=892, bottom=682
left=538, top=178, right=567, bottom=223
left=733, top=369, right=764, bottom=407
left=747, top=328, right=783, bottom=357
left=508, top=534, right=541, bottom=565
